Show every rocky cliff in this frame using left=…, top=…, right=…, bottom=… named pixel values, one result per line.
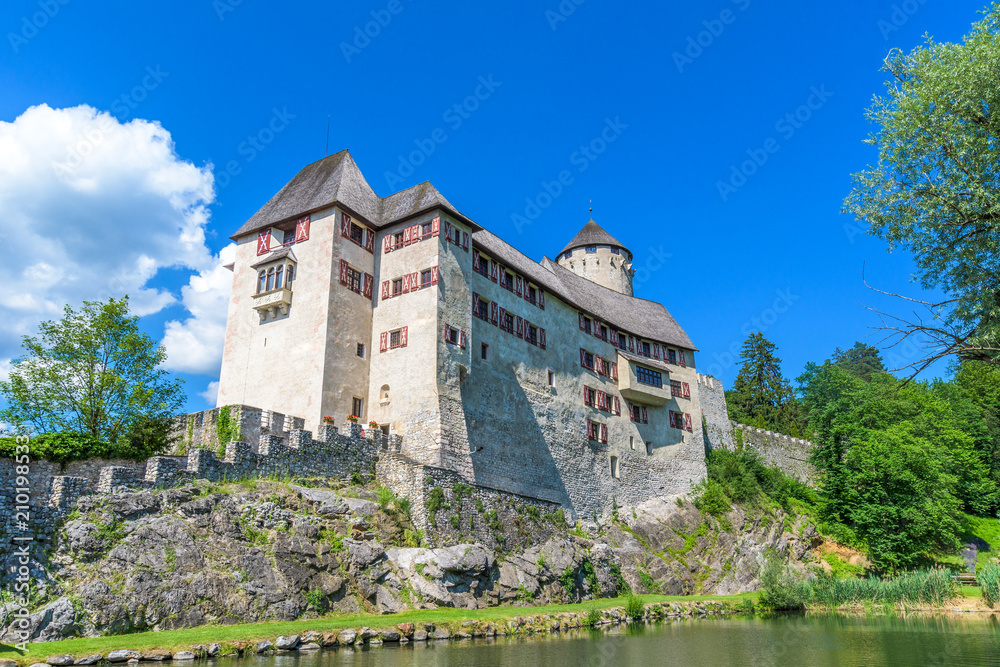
left=1, top=479, right=819, bottom=643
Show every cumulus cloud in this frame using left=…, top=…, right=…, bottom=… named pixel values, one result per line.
left=0, top=104, right=221, bottom=376
left=162, top=243, right=235, bottom=374
left=199, top=380, right=221, bottom=406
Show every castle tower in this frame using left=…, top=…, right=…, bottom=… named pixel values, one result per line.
left=555, top=216, right=634, bottom=296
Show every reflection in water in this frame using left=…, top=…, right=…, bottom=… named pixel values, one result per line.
left=217, top=614, right=1000, bottom=667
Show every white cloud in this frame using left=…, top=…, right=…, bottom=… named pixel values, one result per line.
left=199, top=380, right=220, bottom=406
left=0, top=104, right=219, bottom=374
left=162, top=243, right=235, bottom=374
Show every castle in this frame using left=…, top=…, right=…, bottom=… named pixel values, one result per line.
left=216, top=150, right=711, bottom=520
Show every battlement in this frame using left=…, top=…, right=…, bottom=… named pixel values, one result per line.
left=171, top=405, right=306, bottom=455
left=730, top=422, right=816, bottom=484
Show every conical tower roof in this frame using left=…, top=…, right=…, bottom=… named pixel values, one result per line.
left=559, top=218, right=629, bottom=256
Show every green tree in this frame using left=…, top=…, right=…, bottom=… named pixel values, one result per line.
left=0, top=298, right=185, bottom=444
left=726, top=332, right=799, bottom=434
left=844, top=6, right=1000, bottom=369
left=832, top=342, right=886, bottom=381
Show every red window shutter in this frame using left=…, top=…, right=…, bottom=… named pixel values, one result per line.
left=516, top=316, right=524, bottom=338
left=462, top=231, right=469, bottom=251
left=583, top=385, right=590, bottom=405
left=586, top=418, right=593, bottom=439
left=515, top=275, right=523, bottom=297
left=611, top=362, right=618, bottom=381
left=614, top=396, right=621, bottom=416
left=444, top=220, right=452, bottom=241
left=381, top=281, right=390, bottom=300
left=683, top=382, right=691, bottom=399
left=579, top=313, right=585, bottom=331
left=473, top=254, right=481, bottom=272
left=628, top=337, right=636, bottom=353
left=431, top=266, right=439, bottom=285
left=538, top=290, right=545, bottom=309
left=680, top=350, right=687, bottom=367
left=256, top=229, right=271, bottom=255
left=539, top=327, right=546, bottom=350
left=365, top=229, right=374, bottom=253
left=339, top=259, right=349, bottom=286
left=411, top=224, right=420, bottom=241
left=598, top=390, right=607, bottom=411
left=499, top=307, right=506, bottom=331
left=595, top=355, right=603, bottom=376
left=669, top=410, right=675, bottom=428
left=610, top=330, right=618, bottom=346
left=400, top=326, right=408, bottom=347
left=472, top=292, right=479, bottom=315
left=490, top=260, right=498, bottom=282
left=642, top=407, right=648, bottom=424
left=380, top=332, right=388, bottom=352
left=460, top=330, right=467, bottom=349
left=401, top=274, right=410, bottom=294
left=685, top=413, right=693, bottom=431
left=491, top=302, right=498, bottom=326
left=341, top=213, right=351, bottom=237
left=601, top=423, right=608, bottom=444
left=432, top=216, right=440, bottom=236
left=410, top=271, right=418, bottom=288
left=593, top=320, right=602, bottom=339
left=295, top=216, right=310, bottom=242
left=403, top=226, right=412, bottom=246
left=580, top=348, right=587, bottom=367
left=383, top=235, right=391, bottom=253
left=653, top=343, right=660, bottom=360
left=363, top=273, right=373, bottom=299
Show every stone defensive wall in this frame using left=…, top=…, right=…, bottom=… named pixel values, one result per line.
left=0, top=406, right=383, bottom=559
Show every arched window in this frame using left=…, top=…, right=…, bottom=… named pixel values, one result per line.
left=610, top=456, right=620, bottom=479
left=257, top=271, right=266, bottom=294
left=285, top=265, right=294, bottom=289
left=380, top=384, right=390, bottom=402
left=266, top=267, right=275, bottom=291
left=275, top=265, right=283, bottom=290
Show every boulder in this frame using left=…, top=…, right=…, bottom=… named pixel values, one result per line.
left=342, top=497, right=379, bottom=517
left=255, top=641, right=273, bottom=654
left=206, top=644, right=221, bottom=657
left=397, top=622, right=414, bottom=637
left=299, top=643, right=321, bottom=651
left=74, top=656, right=103, bottom=665
left=413, top=629, right=428, bottom=641
left=0, top=660, right=18, bottom=667
left=275, top=635, right=300, bottom=650
left=140, top=650, right=171, bottom=661
left=3, top=597, right=80, bottom=643
left=380, top=629, right=401, bottom=642
left=106, top=650, right=141, bottom=663
left=337, top=629, right=357, bottom=645
left=46, top=656, right=74, bottom=666
left=172, top=652, right=195, bottom=661
left=432, top=628, right=451, bottom=640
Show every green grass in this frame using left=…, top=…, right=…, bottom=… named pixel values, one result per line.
left=0, top=594, right=754, bottom=664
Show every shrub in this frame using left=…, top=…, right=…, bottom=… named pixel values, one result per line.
left=585, top=607, right=602, bottom=627
left=559, top=568, right=576, bottom=595
left=624, top=593, right=645, bottom=620
left=978, top=563, right=1000, bottom=608
left=375, top=485, right=396, bottom=511
left=695, top=479, right=731, bottom=517
left=757, top=553, right=808, bottom=610
left=808, top=567, right=956, bottom=607
left=426, top=487, right=445, bottom=513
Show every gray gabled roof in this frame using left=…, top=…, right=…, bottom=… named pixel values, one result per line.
left=473, top=229, right=696, bottom=351
left=250, top=246, right=297, bottom=269
left=231, top=150, right=465, bottom=240
left=559, top=219, right=630, bottom=256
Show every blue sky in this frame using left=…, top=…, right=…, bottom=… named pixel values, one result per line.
left=0, top=0, right=988, bottom=412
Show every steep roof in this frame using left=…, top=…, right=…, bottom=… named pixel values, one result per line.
left=473, top=230, right=696, bottom=351
left=231, top=150, right=465, bottom=240
left=559, top=219, right=630, bottom=256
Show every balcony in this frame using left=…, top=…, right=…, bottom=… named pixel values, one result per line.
left=617, top=351, right=672, bottom=406
left=253, top=287, right=293, bottom=321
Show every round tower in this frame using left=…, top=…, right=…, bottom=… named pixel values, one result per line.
left=555, top=215, right=635, bottom=296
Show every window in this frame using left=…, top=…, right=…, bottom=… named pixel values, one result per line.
left=636, top=366, right=662, bottom=388
left=671, top=380, right=682, bottom=397
left=357, top=343, right=365, bottom=358
left=583, top=317, right=592, bottom=334
left=286, top=265, right=295, bottom=289
left=380, top=384, right=390, bottom=402
left=447, top=326, right=459, bottom=345
left=598, top=358, right=610, bottom=376
left=274, top=265, right=284, bottom=290
left=587, top=419, right=601, bottom=441
left=421, top=270, right=432, bottom=288
left=563, top=251, right=572, bottom=260
left=548, top=370, right=555, bottom=386
left=350, top=222, right=364, bottom=245
left=581, top=350, right=595, bottom=369
left=265, top=267, right=275, bottom=291
left=599, top=325, right=608, bottom=342
left=527, top=285, right=537, bottom=304
left=630, top=436, right=635, bottom=450
left=474, top=255, right=490, bottom=278
left=475, top=297, right=489, bottom=320
left=645, top=442, right=652, bottom=455
left=667, top=349, right=677, bottom=364
left=617, top=334, right=627, bottom=350
left=610, top=456, right=619, bottom=479
left=421, top=222, right=432, bottom=237
left=352, top=397, right=363, bottom=419
left=629, top=403, right=642, bottom=422
left=586, top=246, right=597, bottom=254
left=584, top=386, right=596, bottom=407
left=481, top=342, right=489, bottom=360
left=641, top=341, right=651, bottom=357
left=257, top=271, right=266, bottom=294
left=502, top=311, right=514, bottom=333
left=611, top=247, right=620, bottom=255
left=503, top=271, right=514, bottom=291
left=347, top=267, right=362, bottom=294
left=390, top=330, right=402, bottom=348
left=390, top=279, right=402, bottom=296
left=393, top=231, right=404, bottom=248
left=526, top=325, right=538, bottom=346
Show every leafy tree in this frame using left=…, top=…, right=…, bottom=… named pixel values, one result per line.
left=0, top=298, right=184, bottom=445
left=844, top=6, right=1000, bottom=370
left=726, top=332, right=800, bottom=434
left=832, top=342, right=886, bottom=381
left=949, top=360, right=1000, bottom=488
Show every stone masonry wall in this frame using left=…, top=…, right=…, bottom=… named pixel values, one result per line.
left=731, top=423, right=817, bottom=484
left=170, top=405, right=305, bottom=455
left=698, top=373, right=735, bottom=451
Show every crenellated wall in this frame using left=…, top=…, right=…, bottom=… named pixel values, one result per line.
left=731, top=423, right=817, bottom=484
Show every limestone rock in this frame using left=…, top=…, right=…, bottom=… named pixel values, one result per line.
left=337, top=629, right=357, bottom=645
left=255, top=641, right=273, bottom=654
left=73, top=655, right=103, bottom=665
left=46, top=655, right=74, bottom=665
left=275, top=635, right=300, bottom=650
left=172, top=652, right=195, bottom=661
left=106, top=650, right=141, bottom=663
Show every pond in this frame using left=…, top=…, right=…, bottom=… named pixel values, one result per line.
left=227, top=614, right=1000, bottom=667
